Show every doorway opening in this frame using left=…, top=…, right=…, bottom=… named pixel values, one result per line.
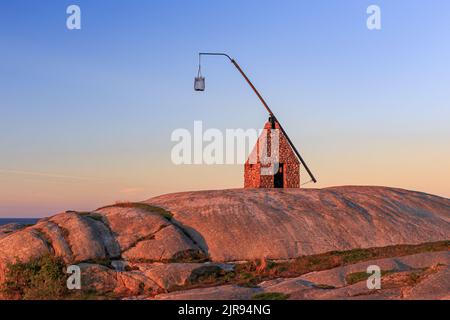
left=274, top=163, right=284, bottom=188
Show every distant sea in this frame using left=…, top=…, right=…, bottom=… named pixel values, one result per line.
left=0, top=218, right=40, bottom=226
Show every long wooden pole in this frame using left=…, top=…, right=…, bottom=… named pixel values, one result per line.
left=199, top=53, right=317, bottom=183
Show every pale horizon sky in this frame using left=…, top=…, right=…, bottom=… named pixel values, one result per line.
left=1, top=1, right=449, bottom=217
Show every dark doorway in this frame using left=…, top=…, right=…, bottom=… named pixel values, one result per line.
left=274, top=163, right=284, bottom=188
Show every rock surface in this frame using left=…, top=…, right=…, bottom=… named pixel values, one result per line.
left=77, top=262, right=231, bottom=296
left=154, top=285, right=262, bottom=300
left=95, top=206, right=170, bottom=251
left=298, top=251, right=450, bottom=287
left=403, top=266, right=450, bottom=299
left=147, top=186, right=450, bottom=261
left=153, top=251, right=450, bottom=300
left=0, top=186, right=448, bottom=300
left=122, top=225, right=202, bottom=262
left=0, top=223, right=26, bottom=239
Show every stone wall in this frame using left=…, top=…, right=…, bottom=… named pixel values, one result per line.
left=244, top=119, right=300, bottom=188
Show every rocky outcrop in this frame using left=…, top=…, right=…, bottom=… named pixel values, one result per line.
left=95, top=206, right=170, bottom=251
left=131, top=263, right=215, bottom=290
left=147, top=186, right=450, bottom=261
left=0, top=186, right=448, bottom=299
left=0, top=223, right=26, bottom=239
left=154, top=285, right=262, bottom=300
left=288, top=265, right=450, bottom=300
left=153, top=251, right=450, bottom=300
left=35, top=212, right=121, bottom=263
left=0, top=228, right=51, bottom=284
left=121, top=225, right=202, bottom=262
left=403, top=266, right=450, bottom=299
left=0, top=204, right=217, bottom=296
left=297, top=251, right=450, bottom=287
left=77, top=262, right=232, bottom=296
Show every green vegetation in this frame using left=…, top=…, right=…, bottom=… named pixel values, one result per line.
left=334, top=240, right=450, bottom=264
left=186, top=266, right=230, bottom=284
left=126, top=249, right=209, bottom=264
left=1, top=255, right=112, bottom=300
left=2, top=237, right=447, bottom=299
left=1, top=255, right=67, bottom=300
left=179, top=240, right=449, bottom=290
left=313, top=284, right=336, bottom=289
left=408, top=272, right=421, bottom=285
left=98, top=202, right=174, bottom=221
left=252, top=292, right=290, bottom=300
left=345, top=270, right=392, bottom=285
left=169, top=249, right=209, bottom=263
left=77, top=211, right=92, bottom=216
left=345, top=271, right=369, bottom=285
left=336, top=249, right=373, bottom=264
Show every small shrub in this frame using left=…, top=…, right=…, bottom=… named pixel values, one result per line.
left=169, top=249, right=209, bottom=263
left=1, top=255, right=111, bottom=300
left=2, top=255, right=68, bottom=300
left=186, top=266, right=226, bottom=285
left=408, top=272, right=420, bottom=284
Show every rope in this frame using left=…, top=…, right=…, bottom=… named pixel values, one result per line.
left=197, top=54, right=202, bottom=77
left=300, top=179, right=314, bottom=186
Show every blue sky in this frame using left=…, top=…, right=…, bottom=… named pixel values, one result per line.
left=1, top=1, right=449, bottom=216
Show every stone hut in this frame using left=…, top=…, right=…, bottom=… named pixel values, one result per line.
left=244, top=117, right=300, bottom=188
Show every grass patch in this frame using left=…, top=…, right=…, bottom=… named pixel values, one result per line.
left=1, top=255, right=112, bottom=300
left=346, top=270, right=393, bottom=285
left=313, top=284, right=336, bottom=289
left=77, top=212, right=92, bottom=216
left=128, top=249, right=209, bottom=265
left=345, top=271, right=370, bottom=285
left=175, top=240, right=449, bottom=291
left=183, top=266, right=229, bottom=286
left=169, top=249, right=209, bottom=263
left=252, top=292, right=290, bottom=300
left=336, top=249, right=373, bottom=264
left=97, top=202, right=173, bottom=221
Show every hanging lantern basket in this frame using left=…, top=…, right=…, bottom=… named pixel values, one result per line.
left=194, top=76, right=205, bottom=91
left=194, top=55, right=205, bottom=91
